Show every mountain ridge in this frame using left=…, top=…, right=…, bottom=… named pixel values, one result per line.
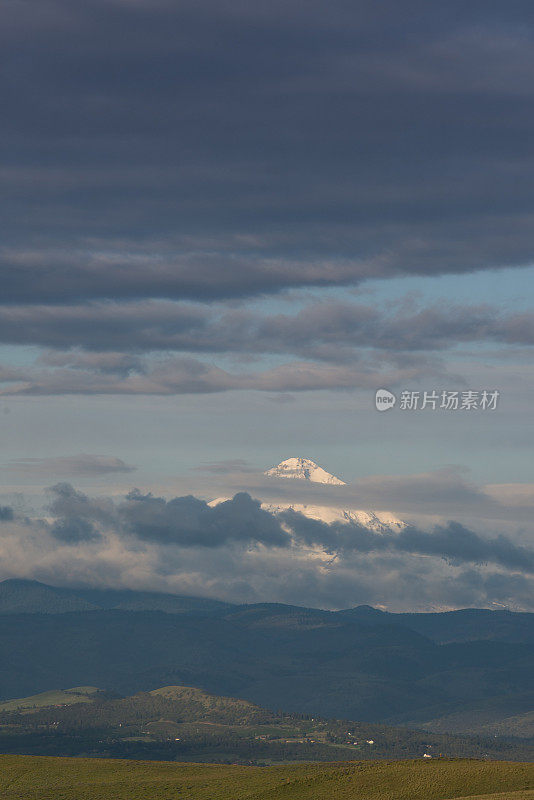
left=0, top=579, right=532, bottom=735
left=1, top=579, right=532, bottom=639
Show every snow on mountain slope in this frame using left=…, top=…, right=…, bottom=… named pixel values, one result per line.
left=264, top=457, right=346, bottom=485
left=261, top=501, right=405, bottom=531
left=210, top=458, right=405, bottom=533
left=263, top=458, right=405, bottom=531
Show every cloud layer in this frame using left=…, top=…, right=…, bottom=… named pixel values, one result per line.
left=2, top=300, right=534, bottom=354
left=1, top=297, right=531, bottom=395
left=1, top=454, right=136, bottom=478
left=3, top=0, right=534, bottom=306
left=1, top=1, right=532, bottom=615
left=1, top=1, right=534, bottom=404
left=0, top=484, right=532, bottom=611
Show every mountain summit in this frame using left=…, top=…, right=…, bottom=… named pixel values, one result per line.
left=265, top=457, right=345, bottom=485
left=212, top=457, right=405, bottom=532
left=262, top=457, right=404, bottom=532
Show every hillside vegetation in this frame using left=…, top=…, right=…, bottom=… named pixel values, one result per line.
left=419, top=709, right=534, bottom=739
left=0, top=687, right=99, bottom=713
left=0, top=756, right=533, bottom=800
left=0, top=684, right=532, bottom=764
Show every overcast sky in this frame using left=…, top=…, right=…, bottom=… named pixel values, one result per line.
left=1, top=0, right=533, bottom=609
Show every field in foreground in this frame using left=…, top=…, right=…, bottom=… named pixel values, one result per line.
left=0, top=755, right=533, bottom=800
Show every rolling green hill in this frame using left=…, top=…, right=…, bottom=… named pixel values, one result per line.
left=0, top=756, right=533, bottom=800
left=0, top=686, right=99, bottom=713
left=0, top=684, right=532, bottom=763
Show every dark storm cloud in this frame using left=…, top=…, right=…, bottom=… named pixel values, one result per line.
left=0, top=299, right=533, bottom=358
left=45, top=483, right=289, bottom=548
left=3, top=1, right=534, bottom=303
left=120, top=489, right=290, bottom=548
left=51, top=516, right=100, bottom=544
left=3, top=482, right=533, bottom=609
left=280, top=511, right=534, bottom=573
left=398, top=523, right=534, bottom=571
left=46, top=482, right=116, bottom=542
left=41, top=482, right=534, bottom=574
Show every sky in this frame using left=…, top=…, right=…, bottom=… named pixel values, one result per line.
left=1, top=0, right=533, bottom=610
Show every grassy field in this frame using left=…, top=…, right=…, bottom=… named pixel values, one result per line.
left=0, top=755, right=533, bottom=800
left=452, top=794, right=534, bottom=800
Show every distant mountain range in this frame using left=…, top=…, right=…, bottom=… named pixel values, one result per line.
left=214, top=457, right=406, bottom=530
left=0, top=578, right=233, bottom=616
left=0, top=578, right=532, bottom=737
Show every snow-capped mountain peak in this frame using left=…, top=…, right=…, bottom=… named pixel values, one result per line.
left=264, top=457, right=346, bottom=485
left=211, top=457, right=405, bottom=534
left=262, top=457, right=405, bottom=532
